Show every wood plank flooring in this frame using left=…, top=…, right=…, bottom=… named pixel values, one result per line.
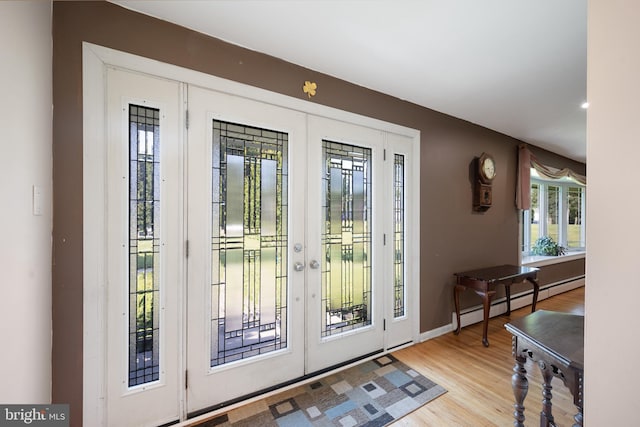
left=188, top=286, right=584, bottom=426
left=391, top=286, right=584, bottom=426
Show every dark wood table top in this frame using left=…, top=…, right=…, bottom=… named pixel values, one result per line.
left=505, top=310, right=584, bottom=370
left=454, top=264, right=539, bottom=283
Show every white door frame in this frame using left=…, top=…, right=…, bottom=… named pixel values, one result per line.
left=83, top=42, right=420, bottom=425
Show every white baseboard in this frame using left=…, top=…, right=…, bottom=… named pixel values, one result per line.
left=546, top=277, right=585, bottom=297
left=417, top=323, right=454, bottom=342
left=417, top=276, right=585, bottom=343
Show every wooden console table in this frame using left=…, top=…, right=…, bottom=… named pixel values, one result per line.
left=505, top=310, right=584, bottom=427
left=453, top=265, right=540, bottom=346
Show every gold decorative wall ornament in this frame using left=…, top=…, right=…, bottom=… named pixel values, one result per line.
left=303, top=81, right=317, bottom=98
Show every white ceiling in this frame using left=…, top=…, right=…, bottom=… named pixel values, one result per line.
left=113, top=0, right=587, bottom=162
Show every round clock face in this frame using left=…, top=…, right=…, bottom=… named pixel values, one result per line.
left=482, top=157, right=496, bottom=180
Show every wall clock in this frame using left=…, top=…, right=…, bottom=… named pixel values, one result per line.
left=478, top=152, right=496, bottom=184
left=473, top=152, right=495, bottom=212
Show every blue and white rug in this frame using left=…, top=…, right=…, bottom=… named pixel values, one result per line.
left=194, top=354, right=446, bottom=427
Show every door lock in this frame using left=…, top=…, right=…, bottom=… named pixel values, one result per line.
left=309, top=260, right=320, bottom=269
left=294, top=262, right=305, bottom=272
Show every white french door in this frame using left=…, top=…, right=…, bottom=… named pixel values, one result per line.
left=185, top=87, right=307, bottom=414
left=185, top=88, right=392, bottom=412
left=305, top=115, right=385, bottom=372
left=305, top=120, right=416, bottom=369
left=88, top=48, right=418, bottom=426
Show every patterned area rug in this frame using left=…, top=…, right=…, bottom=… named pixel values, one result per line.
left=194, top=354, right=446, bottom=427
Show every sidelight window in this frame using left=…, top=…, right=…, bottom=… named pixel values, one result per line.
left=128, top=104, right=161, bottom=387
left=393, top=154, right=406, bottom=318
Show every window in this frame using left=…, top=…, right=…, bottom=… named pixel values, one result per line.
left=128, top=104, right=161, bottom=387
left=209, top=119, right=289, bottom=367
left=521, top=169, right=586, bottom=256
left=321, top=140, right=372, bottom=336
left=393, top=154, right=406, bottom=318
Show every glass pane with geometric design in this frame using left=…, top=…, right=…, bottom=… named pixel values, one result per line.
left=393, top=154, right=405, bottom=318
left=128, top=104, right=161, bottom=387
left=321, top=140, right=372, bottom=337
left=210, top=120, right=288, bottom=367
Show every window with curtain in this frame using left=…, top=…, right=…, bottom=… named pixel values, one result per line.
left=521, top=171, right=586, bottom=255
left=518, top=145, right=586, bottom=257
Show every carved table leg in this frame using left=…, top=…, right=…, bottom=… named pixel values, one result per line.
left=538, top=361, right=555, bottom=427
left=481, top=289, right=495, bottom=347
left=527, top=277, right=540, bottom=312
left=453, top=284, right=464, bottom=335
left=512, top=352, right=528, bottom=427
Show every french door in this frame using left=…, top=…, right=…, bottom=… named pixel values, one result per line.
left=95, top=58, right=416, bottom=426
left=185, top=87, right=307, bottom=413
left=186, top=87, right=388, bottom=412
left=305, top=115, right=385, bottom=372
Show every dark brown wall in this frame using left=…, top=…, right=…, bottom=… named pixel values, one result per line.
left=52, top=1, right=585, bottom=423
left=537, top=258, right=586, bottom=285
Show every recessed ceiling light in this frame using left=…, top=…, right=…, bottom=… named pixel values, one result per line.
left=581, top=101, right=589, bottom=109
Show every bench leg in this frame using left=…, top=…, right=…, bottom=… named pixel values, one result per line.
left=538, top=361, right=555, bottom=427
left=512, top=354, right=528, bottom=427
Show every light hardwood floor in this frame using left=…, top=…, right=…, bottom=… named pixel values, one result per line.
left=391, top=286, right=585, bottom=426
left=190, top=286, right=584, bottom=426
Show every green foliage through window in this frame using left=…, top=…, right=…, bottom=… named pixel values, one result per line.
left=531, top=236, right=566, bottom=256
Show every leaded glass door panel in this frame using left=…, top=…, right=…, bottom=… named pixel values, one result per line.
left=306, top=115, right=385, bottom=373
left=186, top=87, right=306, bottom=414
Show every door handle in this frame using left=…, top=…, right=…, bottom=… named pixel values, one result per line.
left=309, top=260, right=320, bottom=269
left=294, top=262, right=305, bottom=272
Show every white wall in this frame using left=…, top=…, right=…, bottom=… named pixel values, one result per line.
left=586, top=0, right=640, bottom=424
left=0, top=1, right=52, bottom=403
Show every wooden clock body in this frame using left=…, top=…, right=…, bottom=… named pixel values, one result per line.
left=473, top=153, right=495, bottom=212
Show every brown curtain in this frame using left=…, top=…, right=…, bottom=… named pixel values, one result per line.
left=516, top=144, right=586, bottom=210
left=516, top=145, right=532, bottom=210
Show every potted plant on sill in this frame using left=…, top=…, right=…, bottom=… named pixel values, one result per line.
left=531, top=236, right=566, bottom=256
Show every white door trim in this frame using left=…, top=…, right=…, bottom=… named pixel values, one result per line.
left=83, top=42, right=108, bottom=427
left=82, top=42, right=420, bottom=425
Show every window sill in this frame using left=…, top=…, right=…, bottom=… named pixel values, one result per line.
left=522, top=251, right=586, bottom=267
